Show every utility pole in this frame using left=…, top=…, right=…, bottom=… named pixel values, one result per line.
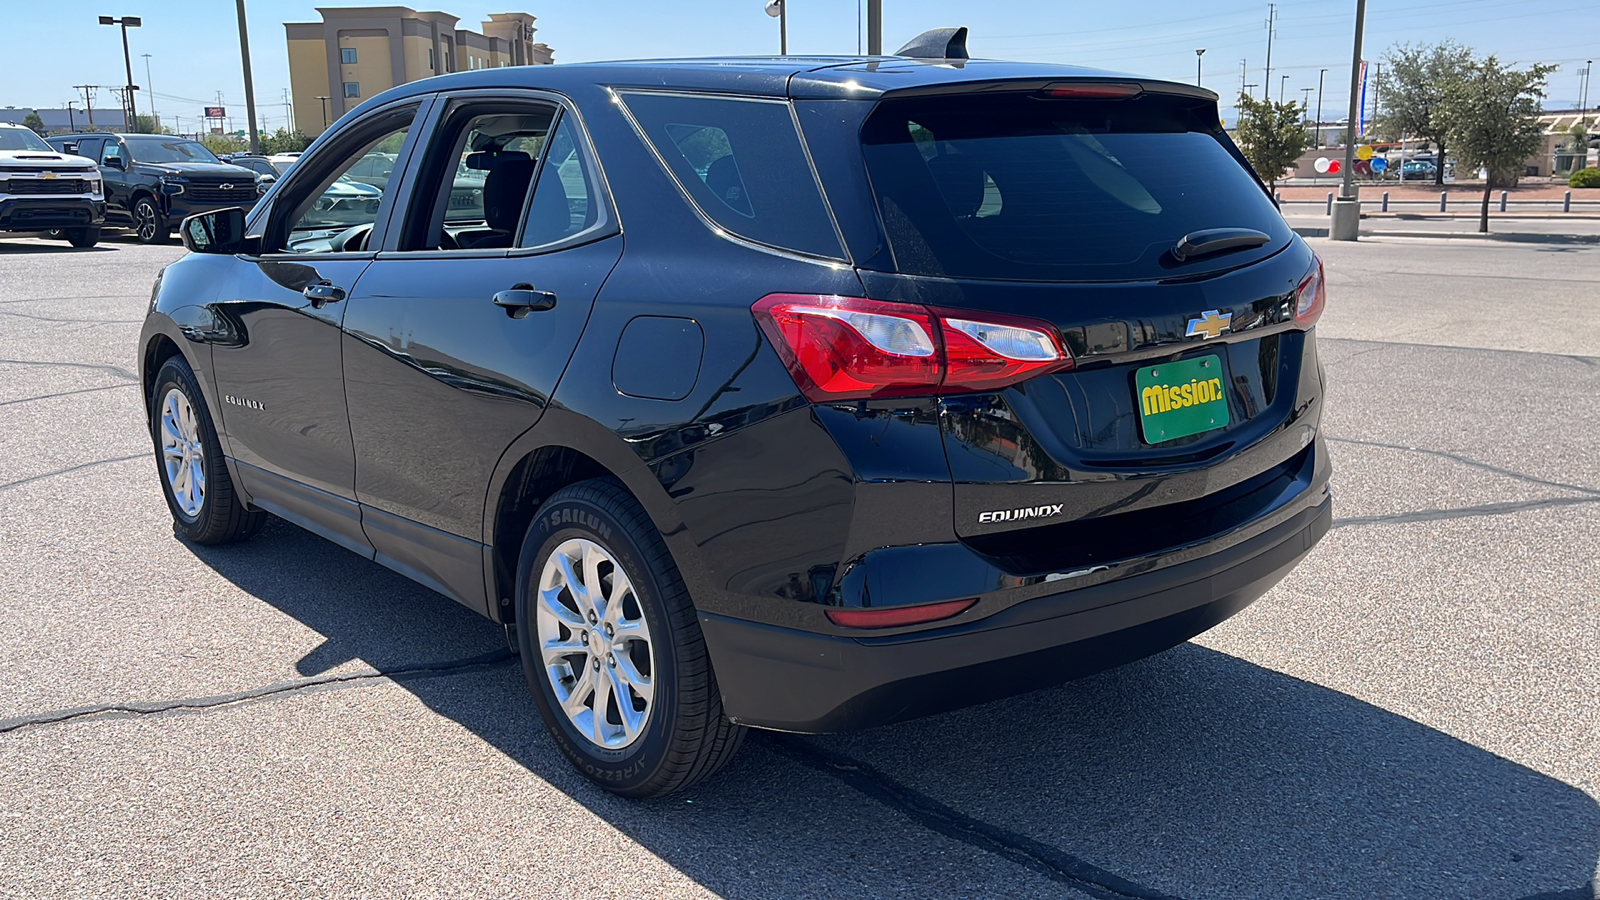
left=316, top=96, right=330, bottom=129
left=75, top=85, right=98, bottom=128
left=866, top=0, right=881, bottom=55
left=1262, top=3, right=1277, bottom=100
left=1240, top=59, right=1248, bottom=98
left=1316, top=68, right=1328, bottom=148
left=1195, top=48, right=1206, bottom=87
left=1280, top=73, right=1289, bottom=103
left=98, top=16, right=142, bottom=131
left=1332, top=0, right=1367, bottom=241
left=235, top=0, right=261, bottom=154
left=1301, top=86, right=1313, bottom=122
left=282, top=87, right=293, bottom=133
left=66, top=101, right=77, bottom=130
left=142, top=53, right=157, bottom=129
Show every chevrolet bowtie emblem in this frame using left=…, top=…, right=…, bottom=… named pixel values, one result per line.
left=1186, top=310, right=1232, bottom=339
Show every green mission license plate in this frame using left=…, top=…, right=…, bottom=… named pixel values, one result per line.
left=1136, top=355, right=1230, bottom=443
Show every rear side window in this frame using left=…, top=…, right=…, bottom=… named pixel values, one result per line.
left=860, top=93, right=1290, bottom=281
left=621, top=92, right=844, bottom=260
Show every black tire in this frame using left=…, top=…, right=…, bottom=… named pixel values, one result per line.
left=131, top=196, right=169, bottom=244
left=149, top=355, right=265, bottom=544
left=64, top=226, right=100, bottom=248
left=515, top=478, right=745, bottom=798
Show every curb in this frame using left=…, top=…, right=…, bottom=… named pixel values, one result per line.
left=1291, top=226, right=1600, bottom=244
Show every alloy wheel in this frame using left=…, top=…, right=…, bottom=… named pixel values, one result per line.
left=135, top=201, right=159, bottom=242
left=535, top=538, right=656, bottom=749
left=159, top=387, right=206, bottom=518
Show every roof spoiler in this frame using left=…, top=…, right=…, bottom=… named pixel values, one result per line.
left=895, top=26, right=969, bottom=61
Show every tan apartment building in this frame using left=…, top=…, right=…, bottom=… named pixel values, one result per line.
left=287, top=7, right=554, bottom=136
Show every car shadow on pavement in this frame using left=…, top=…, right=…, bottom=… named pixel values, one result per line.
left=192, top=517, right=1599, bottom=900
left=0, top=241, right=116, bottom=254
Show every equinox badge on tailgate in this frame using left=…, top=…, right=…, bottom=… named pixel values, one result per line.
left=978, top=504, right=1064, bottom=524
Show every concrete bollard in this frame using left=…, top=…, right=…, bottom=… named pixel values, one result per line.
left=1499, top=191, right=1508, bottom=213
left=1565, top=191, right=1573, bottom=213
left=1326, top=192, right=1334, bottom=215
left=1440, top=192, right=1448, bottom=212
left=1381, top=191, right=1390, bottom=212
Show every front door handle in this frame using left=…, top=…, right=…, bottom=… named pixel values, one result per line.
left=303, top=281, right=346, bottom=309
left=493, top=284, right=558, bottom=319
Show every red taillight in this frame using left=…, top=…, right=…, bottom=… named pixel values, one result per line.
left=1040, top=82, right=1143, bottom=100
left=752, top=294, right=1073, bottom=402
left=1295, top=254, right=1326, bottom=326
left=825, top=598, right=976, bottom=629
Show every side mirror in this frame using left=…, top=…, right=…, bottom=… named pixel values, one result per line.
left=103, top=155, right=126, bottom=170
left=181, top=207, right=248, bottom=254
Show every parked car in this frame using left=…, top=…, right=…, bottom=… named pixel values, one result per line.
left=1399, top=159, right=1437, bottom=181
left=140, top=32, right=1332, bottom=797
left=0, top=123, right=105, bottom=247
left=223, top=154, right=280, bottom=184
left=45, top=132, right=262, bottom=243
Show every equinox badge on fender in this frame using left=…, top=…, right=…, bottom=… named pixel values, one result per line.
left=978, top=503, right=1064, bottom=524
left=1186, top=310, right=1232, bottom=339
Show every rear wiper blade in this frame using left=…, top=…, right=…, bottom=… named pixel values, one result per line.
left=1171, top=228, right=1272, bottom=263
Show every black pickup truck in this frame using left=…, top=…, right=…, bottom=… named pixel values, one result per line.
left=45, top=132, right=262, bottom=244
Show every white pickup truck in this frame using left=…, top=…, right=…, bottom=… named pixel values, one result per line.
left=0, top=123, right=106, bottom=247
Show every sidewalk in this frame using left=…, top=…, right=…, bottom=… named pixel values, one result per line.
left=1284, top=213, right=1600, bottom=243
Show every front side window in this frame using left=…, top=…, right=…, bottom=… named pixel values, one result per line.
left=399, top=102, right=554, bottom=251
left=621, top=92, right=843, bottom=260
left=343, top=82, right=361, bottom=99
left=274, top=111, right=413, bottom=254
left=341, top=47, right=357, bottom=64
left=100, top=141, right=124, bottom=166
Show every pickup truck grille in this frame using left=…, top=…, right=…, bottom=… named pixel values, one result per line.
left=186, top=184, right=258, bottom=203
left=5, top=178, right=90, bottom=195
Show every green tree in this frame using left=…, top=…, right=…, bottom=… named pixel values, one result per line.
left=258, top=128, right=313, bottom=155
left=22, top=111, right=45, bottom=135
left=200, top=134, right=247, bottom=157
left=1437, top=56, right=1553, bottom=233
left=1235, top=92, right=1311, bottom=191
left=132, top=114, right=161, bottom=134
left=1380, top=40, right=1474, bottom=186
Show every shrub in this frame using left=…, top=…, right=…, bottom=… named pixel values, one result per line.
left=1571, top=168, right=1600, bottom=188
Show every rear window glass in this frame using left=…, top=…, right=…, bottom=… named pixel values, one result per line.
left=860, top=93, right=1289, bottom=282
left=621, top=92, right=844, bottom=260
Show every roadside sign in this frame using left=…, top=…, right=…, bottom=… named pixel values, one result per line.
left=205, top=106, right=226, bottom=118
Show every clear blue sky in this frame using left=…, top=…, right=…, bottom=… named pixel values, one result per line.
left=2, top=0, right=1593, bottom=132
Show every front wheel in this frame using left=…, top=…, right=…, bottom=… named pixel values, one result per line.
left=131, top=196, right=169, bottom=244
left=64, top=226, right=100, bottom=248
left=515, top=478, right=745, bottom=797
left=149, top=355, right=265, bottom=544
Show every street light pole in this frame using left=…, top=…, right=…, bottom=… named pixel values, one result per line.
left=98, top=16, right=142, bottom=131
left=235, top=0, right=261, bottom=154
left=1332, top=0, right=1368, bottom=241
left=316, top=96, right=330, bottom=129
left=1583, top=60, right=1593, bottom=129
left=1196, top=48, right=1206, bottom=87
left=1280, top=74, right=1289, bottom=103
left=866, top=0, right=881, bottom=55
left=764, top=1, right=785, bottom=54
left=1316, top=68, right=1327, bottom=148
left=142, top=53, right=157, bottom=130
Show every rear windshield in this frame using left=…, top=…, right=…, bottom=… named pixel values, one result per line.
left=859, top=93, right=1289, bottom=282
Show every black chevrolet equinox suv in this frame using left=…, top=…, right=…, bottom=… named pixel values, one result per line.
left=140, top=31, right=1331, bottom=797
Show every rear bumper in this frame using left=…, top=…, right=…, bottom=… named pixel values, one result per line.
left=0, top=196, right=105, bottom=230
left=701, top=489, right=1331, bottom=733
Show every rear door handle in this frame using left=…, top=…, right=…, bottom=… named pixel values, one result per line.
left=302, top=282, right=346, bottom=308
left=493, top=284, right=558, bottom=319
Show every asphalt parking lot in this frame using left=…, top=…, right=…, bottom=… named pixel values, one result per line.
left=1, top=232, right=1595, bottom=899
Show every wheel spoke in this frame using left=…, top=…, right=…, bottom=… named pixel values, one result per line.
left=590, top=662, right=613, bottom=743
left=537, top=585, right=585, bottom=629
left=614, top=652, right=653, bottom=704
left=559, top=663, right=594, bottom=718
left=555, top=550, right=586, bottom=607
left=539, top=635, right=585, bottom=666
left=610, top=667, right=644, bottom=739
left=582, top=542, right=606, bottom=619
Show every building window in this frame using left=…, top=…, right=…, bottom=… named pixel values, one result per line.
left=343, top=82, right=360, bottom=98
left=444, top=49, right=452, bottom=72
left=429, top=48, right=435, bottom=71
left=341, top=48, right=357, bottom=65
